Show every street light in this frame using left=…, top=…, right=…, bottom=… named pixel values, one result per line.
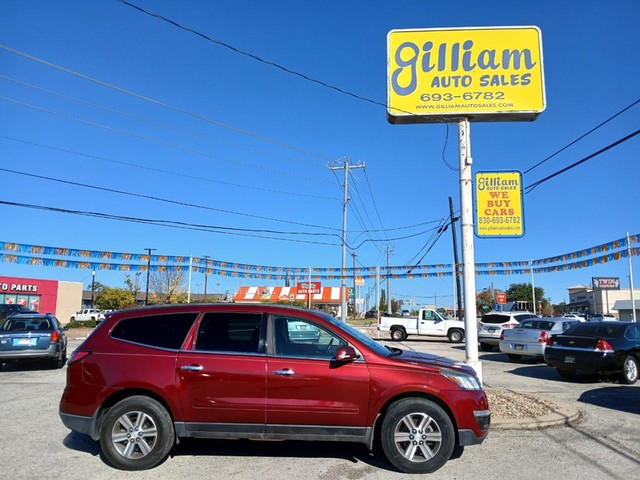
left=144, top=248, right=156, bottom=306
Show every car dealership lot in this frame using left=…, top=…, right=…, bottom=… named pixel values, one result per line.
left=1, top=335, right=638, bottom=480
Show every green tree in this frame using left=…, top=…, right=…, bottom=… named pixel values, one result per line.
left=476, top=289, right=493, bottom=313
left=506, top=283, right=547, bottom=312
left=96, top=287, right=136, bottom=310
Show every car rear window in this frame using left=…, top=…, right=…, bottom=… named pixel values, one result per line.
left=563, top=322, right=626, bottom=338
left=111, top=313, right=198, bottom=349
left=481, top=314, right=509, bottom=324
left=518, top=320, right=554, bottom=330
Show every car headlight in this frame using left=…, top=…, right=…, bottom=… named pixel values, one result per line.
left=440, top=368, right=482, bottom=390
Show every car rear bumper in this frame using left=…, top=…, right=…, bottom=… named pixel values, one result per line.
left=59, top=411, right=100, bottom=440
left=544, top=347, right=621, bottom=373
left=0, top=344, right=60, bottom=361
left=499, top=341, right=544, bottom=357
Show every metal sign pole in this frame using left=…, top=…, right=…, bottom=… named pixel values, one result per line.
left=627, top=232, right=637, bottom=322
left=458, top=118, right=482, bottom=382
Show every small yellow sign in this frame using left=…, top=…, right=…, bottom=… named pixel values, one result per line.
left=475, top=171, right=524, bottom=237
left=387, top=26, right=545, bottom=123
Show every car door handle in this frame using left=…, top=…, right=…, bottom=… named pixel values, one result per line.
left=273, top=368, right=295, bottom=376
left=180, top=365, right=204, bottom=371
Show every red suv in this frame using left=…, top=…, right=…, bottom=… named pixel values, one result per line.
left=59, top=304, right=490, bottom=473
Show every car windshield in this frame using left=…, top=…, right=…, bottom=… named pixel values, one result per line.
left=323, top=312, right=393, bottom=357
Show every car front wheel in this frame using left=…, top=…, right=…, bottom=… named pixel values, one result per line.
left=380, top=398, right=455, bottom=474
left=620, top=355, right=638, bottom=385
left=100, top=396, right=174, bottom=470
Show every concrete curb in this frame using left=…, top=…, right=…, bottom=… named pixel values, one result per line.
left=491, top=396, right=581, bottom=430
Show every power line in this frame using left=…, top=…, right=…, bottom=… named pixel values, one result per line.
left=0, top=74, right=326, bottom=169
left=525, top=129, right=640, bottom=193
left=0, top=43, right=335, bottom=160
left=0, top=199, right=343, bottom=245
left=0, top=167, right=341, bottom=231
left=117, top=0, right=390, bottom=111
left=524, top=98, right=640, bottom=174
left=0, top=135, right=336, bottom=200
left=0, top=95, right=334, bottom=185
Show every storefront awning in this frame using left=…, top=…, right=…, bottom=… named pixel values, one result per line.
left=233, top=286, right=343, bottom=304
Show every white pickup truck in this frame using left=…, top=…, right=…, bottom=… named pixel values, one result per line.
left=70, top=308, right=105, bottom=322
left=378, top=308, right=465, bottom=343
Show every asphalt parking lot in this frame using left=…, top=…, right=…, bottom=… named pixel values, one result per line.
left=1, top=333, right=638, bottom=480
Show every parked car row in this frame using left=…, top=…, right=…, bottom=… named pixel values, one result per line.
left=478, top=312, right=639, bottom=385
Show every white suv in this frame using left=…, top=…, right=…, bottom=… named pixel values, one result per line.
left=478, top=311, right=538, bottom=351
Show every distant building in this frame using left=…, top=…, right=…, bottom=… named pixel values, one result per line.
left=1, top=275, right=82, bottom=322
left=566, top=284, right=640, bottom=318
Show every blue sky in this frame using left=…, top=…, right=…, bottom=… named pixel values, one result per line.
left=1, top=0, right=638, bottom=308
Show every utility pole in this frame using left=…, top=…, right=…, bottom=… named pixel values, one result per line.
left=144, top=248, right=156, bottom=306
left=352, top=252, right=358, bottom=319
left=385, top=245, right=393, bottom=315
left=90, top=270, right=96, bottom=308
left=327, top=158, right=365, bottom=321
left=203, top=255, right=210, bottom=302
left=449, top=197, right=463, bottom=321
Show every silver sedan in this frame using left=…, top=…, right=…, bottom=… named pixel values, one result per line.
left=499, top=317, right=579, bottom=361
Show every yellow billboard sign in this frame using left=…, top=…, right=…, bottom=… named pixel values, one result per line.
left=387, top=26, right=545, bottom=123
left=475, top=171, right=524, bottom=237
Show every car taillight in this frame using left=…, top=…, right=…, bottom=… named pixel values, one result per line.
left=67, top=350, right=92, bottom=365
left=595, top=339, right=613, bottom=352
left=539, top=331, right=550, bottom=343
left=506, top=323, right=518, bottom=329
left=499, top=330, right=505, bottom=340
left=545, top=336, right=554, bottom=346
left=50, top=330, right=59, bottom=342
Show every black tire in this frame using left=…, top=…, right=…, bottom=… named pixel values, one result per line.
left=50, top=349, right=66, bottom=369
left=620, top=355, right=638, bottom=385
left=390, top=328, right=407, bottom=342
left=99, top=396, right=174, bottom=471
left=557, top=367, right=576, bottom=378
left=70, top=316, right=75, bottom=322
left=507, top=354, right=522, bottom=362
left=447, top=329, right=464, bottom=343
left=380, top=398, right=455, bottom=474
left=480, top=342, right=494, bottom=352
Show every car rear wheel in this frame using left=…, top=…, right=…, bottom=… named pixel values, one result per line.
left=380, top=398, right=455, bottom=474
left=447, top=329, right=464, bottom=343
left=480, top=342, right=494, bottom=352
left=390, top=328, right=407, bottom=342
left=620, top=355, right=638, bottom=385
left=50, top=348, right=66, bottom=369
left=557, top=367, right=576, bottom=378
left=100, top=396, right=174, bottom=471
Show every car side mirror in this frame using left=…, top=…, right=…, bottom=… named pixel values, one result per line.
left=334, top=346, right=359, bottom=362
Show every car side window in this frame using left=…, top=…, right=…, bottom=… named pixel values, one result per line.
left=626, top=325, right=640, bottom=340
left=272, top=316, right=346, bottom=359
left=195, top=312, right=262, bottom=354
left=112, top=313, right=198, bottom=350
left=422, top=310, right=435, bottom=320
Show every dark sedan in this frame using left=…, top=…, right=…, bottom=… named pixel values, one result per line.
left=544, top=322, right=640, bottom=384
left=0, top=313, right=68, bottom=369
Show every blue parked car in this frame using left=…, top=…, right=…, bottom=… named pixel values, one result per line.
left=0, top=313, right=68, bottom=369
